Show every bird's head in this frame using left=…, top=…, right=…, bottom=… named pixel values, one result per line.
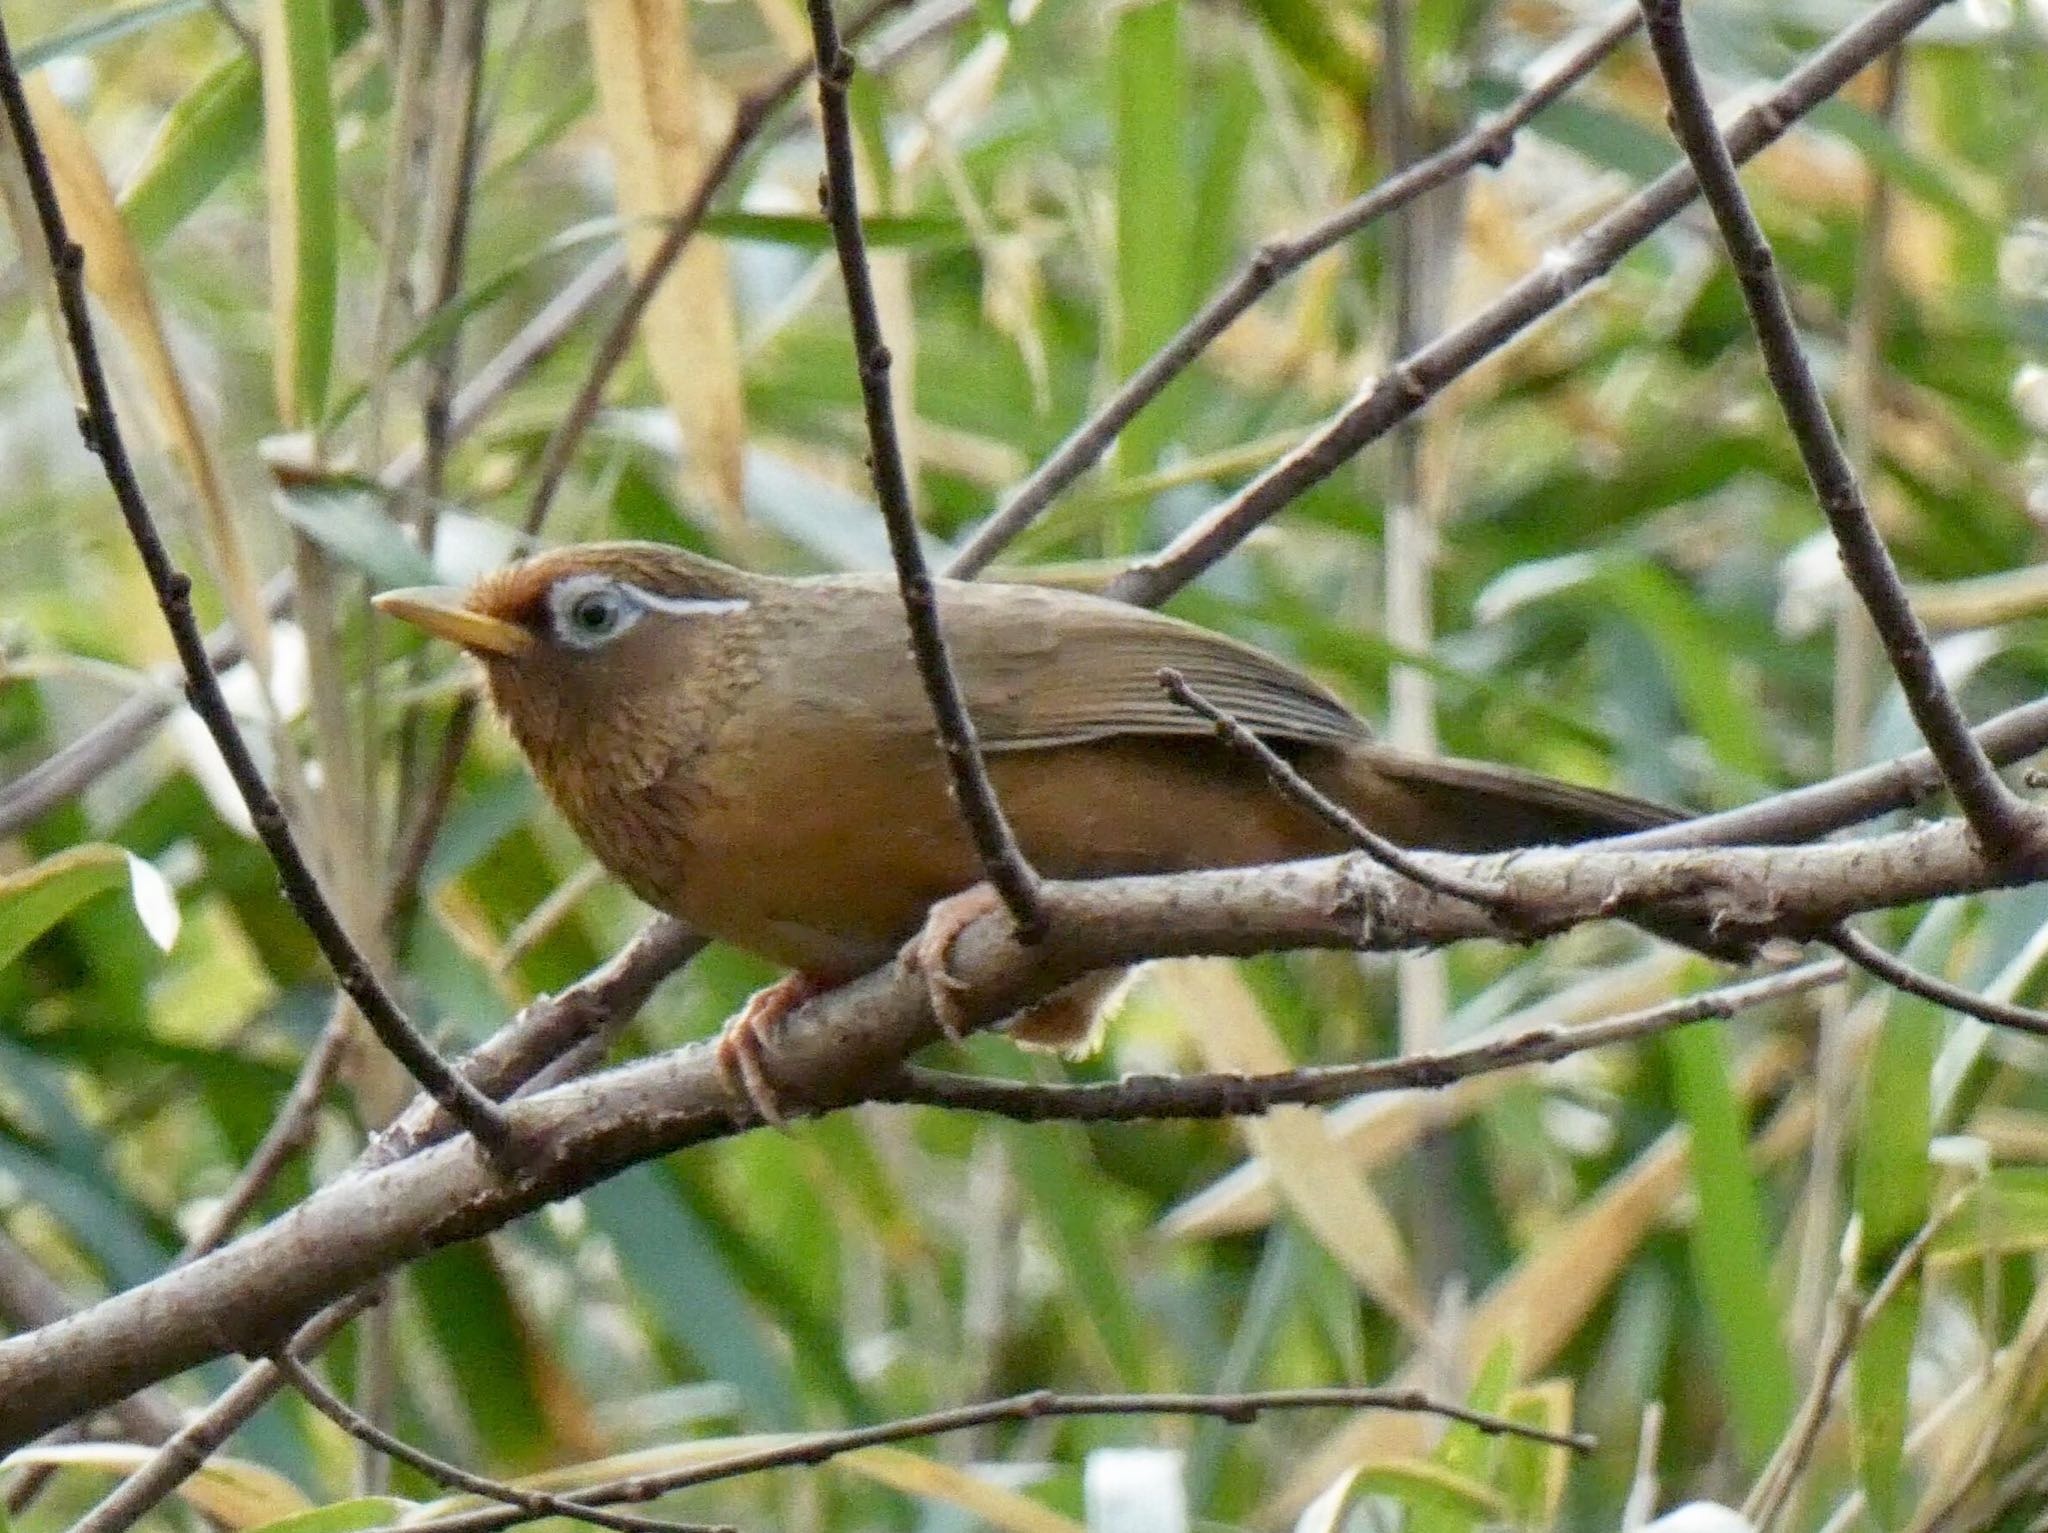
left=374, top=541, right=761, bottom=782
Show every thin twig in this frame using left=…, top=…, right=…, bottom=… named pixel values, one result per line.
left=1635, top=0, right=2031, bottom=858
left=1107, top=0, right=1959, bottom=607
left=945, top=6, right=1642, bottom=576
left=1605, top=695, right=2048, bottom=851
left=1744, top=1192, right=1966, bottom=1531
left=0, top=240, right=622, bottom=844
left=0, top=18, right=514, bottom=1160
left=384, top=693, right=480, bottom=940
left=58, top=919, right=702, bottom=1533
left=271, top=1354, right=728, bottom=1533
left=0, top=0, right=1979, bottom=848
left=1156, top=668, right=1515, bottom=910
left=520, top=0, right=913, bottom=540
left=803, top=0, right=1046, bottom=936
left=392, top=1387, right=1591, bottom=1533
left=879, top=960, right=1844, bottom=1122
left=1828, top=926, right=2048, bottom=1039
left=174, top=1002, right=354, bottom=1263
left=1796, top=51, right=1902, bottom=1357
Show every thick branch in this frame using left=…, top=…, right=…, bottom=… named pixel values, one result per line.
left=1635, top=0, right=2029, bottom=856
left=3, top=820, right=2041, bottom=1446
left=56, top=919, right=701, bottom=1533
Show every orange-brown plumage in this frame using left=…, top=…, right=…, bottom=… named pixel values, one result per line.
left=377, top=542, right=1687, bottom=1101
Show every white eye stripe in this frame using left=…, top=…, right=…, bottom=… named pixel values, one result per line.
left=621, top=583, right=751, bottom=618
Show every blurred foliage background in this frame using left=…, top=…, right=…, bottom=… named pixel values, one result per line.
left=3, top=0, right=2048, bottom=1528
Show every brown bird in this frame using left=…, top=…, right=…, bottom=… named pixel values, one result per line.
left=376, top=541, right=1684, bottom=1119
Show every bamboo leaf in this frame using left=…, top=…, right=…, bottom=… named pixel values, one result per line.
left=583, top=0, right=746, bottom=523
left=1153, top=959, right=1427, bottom=1332
left=0, top=1444, right=308, bottom=1528
left=1110, top=0, right=1186, bottom=495
left=246, top=1498, right=418, bottom=1533
left=0, top=846, right=177, bottom=971
left=27, top=78, right=277, bottom=678
left=1851, top=912, right=1943, bottom=1529
left=1663, top=1023, right=1795, bottom=1467
left=260, top=0, right=338, bottom=425
left=836, top=1446, right=1085, bottom=1533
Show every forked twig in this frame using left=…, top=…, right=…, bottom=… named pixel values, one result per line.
left=1635, top=0, right=2032, bottom=859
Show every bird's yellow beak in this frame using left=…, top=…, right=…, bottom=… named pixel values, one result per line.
left=372, top=586, right=533, bottom=657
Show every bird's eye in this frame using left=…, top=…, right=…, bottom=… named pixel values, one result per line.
left=571, top=591, right=621, bottom=635
left=551, top=579, right=637, bottom=649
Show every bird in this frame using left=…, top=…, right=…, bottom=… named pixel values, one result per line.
left=375, top=540, right=1689, bottom=1121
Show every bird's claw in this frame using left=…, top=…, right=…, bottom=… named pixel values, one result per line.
left=902, top=884, right=1003, bottom=1041
left=714, top=973, right=828, bottom=1128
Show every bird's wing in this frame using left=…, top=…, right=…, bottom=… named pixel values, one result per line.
left=929, top=579, right=1370, bottom=751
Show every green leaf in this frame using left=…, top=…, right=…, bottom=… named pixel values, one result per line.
left=261, top=0, right=338, bottom=424
left=0, top=845, right=173, bottom=970
left=1235, top=0, right=1368, bottom=100
left=246, top=1498, right=418, bottom=1533
left=1111, top=0, right=1187, bottom=495
left=1852, top=906, right=1944, bottom=1527
left=1932, top=1167, right=2048, bottom=1263
left=1411, top=1338, right=1515, bottom=1533
left=1599, top=559, right=1780, bottom=783
left=269, top=484, right=434, bottom=587
left=20, top=0, right=207, bottom=71
left=121, top=53, right=261, bottom=245
left=122, top=2, right=367, bottom=247
left=409, top=1244, right=556, bottom=1468
left=582, top=1166, right=799, bottom=1427
left=1008, top=1123, right=1160, bottom=1387
left=1495, top=1384, right=1576, bottom=1526
left=704, top=210, right=966, bottom=249
left=1297, top=1458, right=1509, bottom=1533
left=1664, top=1023, right=1795, bottom=1466
left=0, top=1133, right=175, bottom=1288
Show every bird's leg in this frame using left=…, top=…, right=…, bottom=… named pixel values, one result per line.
left=715, top=972, right=834, bottom=1128
left=901, top=883, right=1005, bottom=1041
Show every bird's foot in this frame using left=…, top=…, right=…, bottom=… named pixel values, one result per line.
left=901, top=884, right=1005, bottom=1041
left=715, top=972, right=832, bottom=1128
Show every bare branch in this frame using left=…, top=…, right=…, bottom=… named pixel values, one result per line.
left=0, top=18, right=512, bottom=1157
left=945, top=5, right=1642, bottom=576
left=1826, top=926, right=2048, bottom=1038
left=1634, top=0, right=2031, bottom=856
left=394, top=1386, right=1590, bottom=1533
left=803, top=0, right=1045, bottom=936
left=11, top=817, right=2045, bottom=1446
left=56, top=919, right=701, bottom=1533
left=271, top=1354, right=728, bottom=1533
left=1107, top=0, right=1958, bottom=608
left=1157, top=668, right=1515, bottom=911
left=879, top=960, right=1843, bottom=1122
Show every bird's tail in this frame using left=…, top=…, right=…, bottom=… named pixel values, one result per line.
left=1329, top=744, right=1755, bottom=959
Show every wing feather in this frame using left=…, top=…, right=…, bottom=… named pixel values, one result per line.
left=773, top=574, right=1368, bottom=752
left=936, top=580, right=1367, bottom=750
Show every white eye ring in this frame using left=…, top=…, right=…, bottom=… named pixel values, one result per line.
left=549, top=575, right=639, bottom=650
